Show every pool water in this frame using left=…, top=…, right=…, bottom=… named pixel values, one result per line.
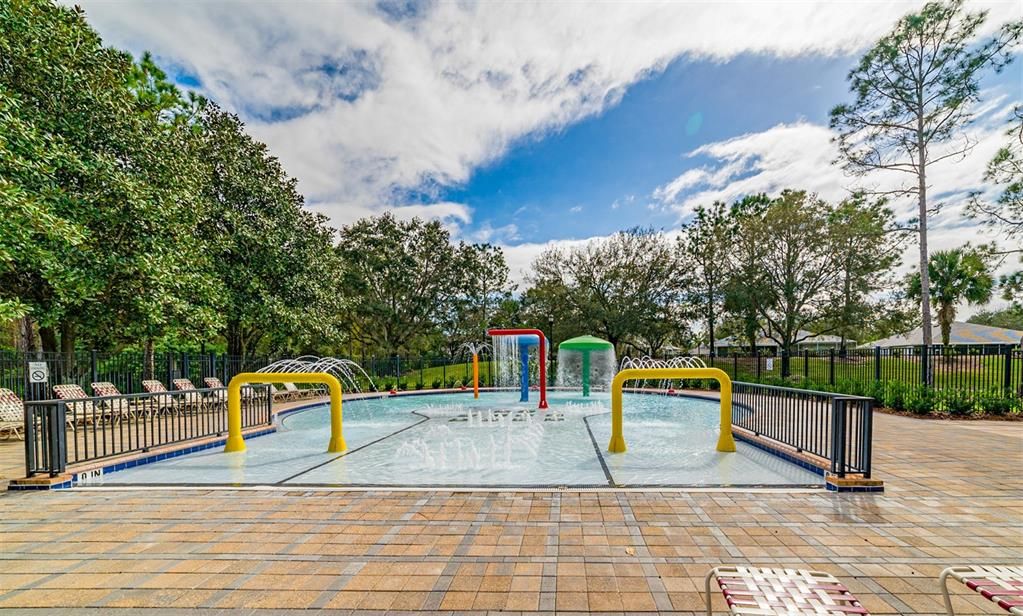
left=99, top=392, right=821, bottom=487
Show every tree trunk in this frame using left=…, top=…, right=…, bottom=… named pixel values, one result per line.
left=143, top=338, right=155, bottom=381
left=59, top=321, right=75, bottom=355
left=39, top=326, right=58, bottom=354
left=917, top=104, right=933, bottom=384
left=18, top=317, right=38, bottom=354
left=226, top=321, right=243, bottom=357
left=707, top=299, right=715, bottom=358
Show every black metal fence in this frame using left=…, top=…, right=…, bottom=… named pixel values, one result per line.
left=0, top=350, right=500, bottom=400
left=700, top=346, right=1022, bottom=398
left=24, top=385, right=272, bottom=477
left=732, top=382, right=873, bottom=477
left=1, top=351, right=276, bottom=401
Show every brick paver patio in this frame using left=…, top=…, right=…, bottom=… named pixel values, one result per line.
left=0, top=407, right=1020, bottom=614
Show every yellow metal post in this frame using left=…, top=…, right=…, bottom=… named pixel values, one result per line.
left=224, top=372, right=346, bottom=454
left=609, top=367, right=735, bottom=454
left=472, top=353, right=480, bottom=399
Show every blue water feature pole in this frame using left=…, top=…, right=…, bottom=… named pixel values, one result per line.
left=519, top=337, right=527, bottom=401
left=516, top=335, right=540, bottom=402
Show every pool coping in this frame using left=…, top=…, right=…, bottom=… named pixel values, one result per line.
left=10, top=388, right=879, bottom=492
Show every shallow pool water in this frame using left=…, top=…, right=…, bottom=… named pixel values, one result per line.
left=99, top=391, right=821, bottom=487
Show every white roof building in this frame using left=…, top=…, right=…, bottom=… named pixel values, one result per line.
left=859, top=322, right=1023, bottom=348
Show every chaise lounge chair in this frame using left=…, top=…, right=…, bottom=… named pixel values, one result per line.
left=205, top=377, right=288, bottom=403
left=90, top=382, right=139, bottom=420
left=282, top=381, right=319, bottom=399
left=705, top=566, right=869, bottom=615
left=52, top=384, right=104, bottom=424
left=940, top=565, right=1023, bottom=615
left=141, top=379, right=180, bottom=413
left=171, top=379, right=209, bottom=412
left=0, top=388, right=24, bottom=440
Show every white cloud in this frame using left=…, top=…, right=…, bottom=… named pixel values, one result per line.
left=74, top=0, right=1020, bottom=230
left=651, top=95, right=1022, bottom=314
left=569, top=206, right=583, bottom=214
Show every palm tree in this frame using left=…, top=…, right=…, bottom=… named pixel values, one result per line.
left=908, top=248, right=995, bottom=347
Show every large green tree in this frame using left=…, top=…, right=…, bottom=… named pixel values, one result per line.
left=0, top=0, right=218, bottom=357
left=830, top=0, right=1021, bottom=354
left=198, top=105, right=342, bottom=357
left=682, top=201, right=732, bottom=355
left=736, top=191, right=845, bottom=359
left=528, top=229, right=690, bottom=354
left=825, top=195, right=904, bottom=352
left=907, top=247, right=995, bottom=346
left=339, top=214, right=469, bottom=355
left=968, top=106, right=1023, bottom=311
left=720, top=195, right=771, bottom=353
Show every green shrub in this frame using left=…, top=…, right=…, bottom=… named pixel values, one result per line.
left=937, top=389, right=973, bottom=416
left=975, top=391, right=1016, bottom=416
left=881, top=382, right=907, bottom=410
left=414, top=381, right=424, bottom=390
left=397, top=380, right=409, bottom=391
left=385, top=381, right=395, bottom=390
left=431, top=379, right=442, bottom=389
left=445, top=378, right=457, bottom=388
left=903, top=385, right=934, bottom=415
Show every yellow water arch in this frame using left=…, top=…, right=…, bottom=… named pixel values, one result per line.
left=608, top=367, right=736, bottom=454
left=224, top=372, right=345, bottom=454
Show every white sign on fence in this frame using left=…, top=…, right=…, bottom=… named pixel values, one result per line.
left=765, top=358, right=775, bottom=372
left=28, top=362, right=49, bottom=383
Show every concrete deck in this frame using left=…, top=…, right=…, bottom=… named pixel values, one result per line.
left=0, top=400, right=1020, bottom=614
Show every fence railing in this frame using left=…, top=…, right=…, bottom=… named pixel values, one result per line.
left=732, top=381, right=873, bottom=478
left=24, top=385, right=272, bottom=477
left=1, top=350, right=277, bottom=401
left=1, top=350, right=502, bottom=400
left=700, top=346, right=1021, bottom=398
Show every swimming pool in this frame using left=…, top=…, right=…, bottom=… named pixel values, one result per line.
left=97, top=392, right=821, bottom=488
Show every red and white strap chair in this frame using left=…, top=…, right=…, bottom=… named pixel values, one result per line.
left=705, top=566, right=869, bottom=615
left=940, top=565, right=1023, bottom=615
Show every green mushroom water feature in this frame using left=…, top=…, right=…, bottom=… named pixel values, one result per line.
left=556, top=335, right=616, bottom=396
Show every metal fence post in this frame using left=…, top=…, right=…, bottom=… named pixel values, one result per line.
left=1004, top=347, right=1013, bottom=394
left=919, top=345, right=928, bottom=385
left=733, top=354, right=738, bottom=380
left=48, top=402, right=66, bottom=477
left=861, top=398, right=873, bottom=479
left=90, top=349, right=98, bottom=386
left=874, top=346, right=882, bottom=382
left=755, top=348, right=761, bottom=381
left=829, top=348, right=835, bottom=385
left=165, top=353, right=173, bottom=388
left=23, top=404, right=35, bottom=477
left=803, top=350, right=809, bottom=379
left=830, top=398, right=847, bottom=477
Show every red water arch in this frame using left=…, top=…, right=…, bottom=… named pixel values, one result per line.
left=486, top=328, right=548, bottom=409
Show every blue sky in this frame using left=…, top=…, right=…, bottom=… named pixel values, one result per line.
left=77, top=0, right=1021, bottom=281
left=444, top=53, right=855, bottom=242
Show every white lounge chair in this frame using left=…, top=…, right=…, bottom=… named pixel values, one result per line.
left=940, top=565, right=1023, bottom=615
left=0, top=388, right=24, bottom=439
left=705, top=566, right=869, bottom=615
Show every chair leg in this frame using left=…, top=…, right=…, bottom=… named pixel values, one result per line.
left=705, top=568, right=719, bottom=615
left=939, top=567, right=956, bottom=615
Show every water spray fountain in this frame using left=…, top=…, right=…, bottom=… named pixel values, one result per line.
left=257, top=356, right=376, bottom=393
left=557, top=335, right=616, bottom=397
left=487, top=328, right=548, bottom=408
left=460, top=342, right=491, bottom=399
left=618, top=355, right=707, bottom=393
